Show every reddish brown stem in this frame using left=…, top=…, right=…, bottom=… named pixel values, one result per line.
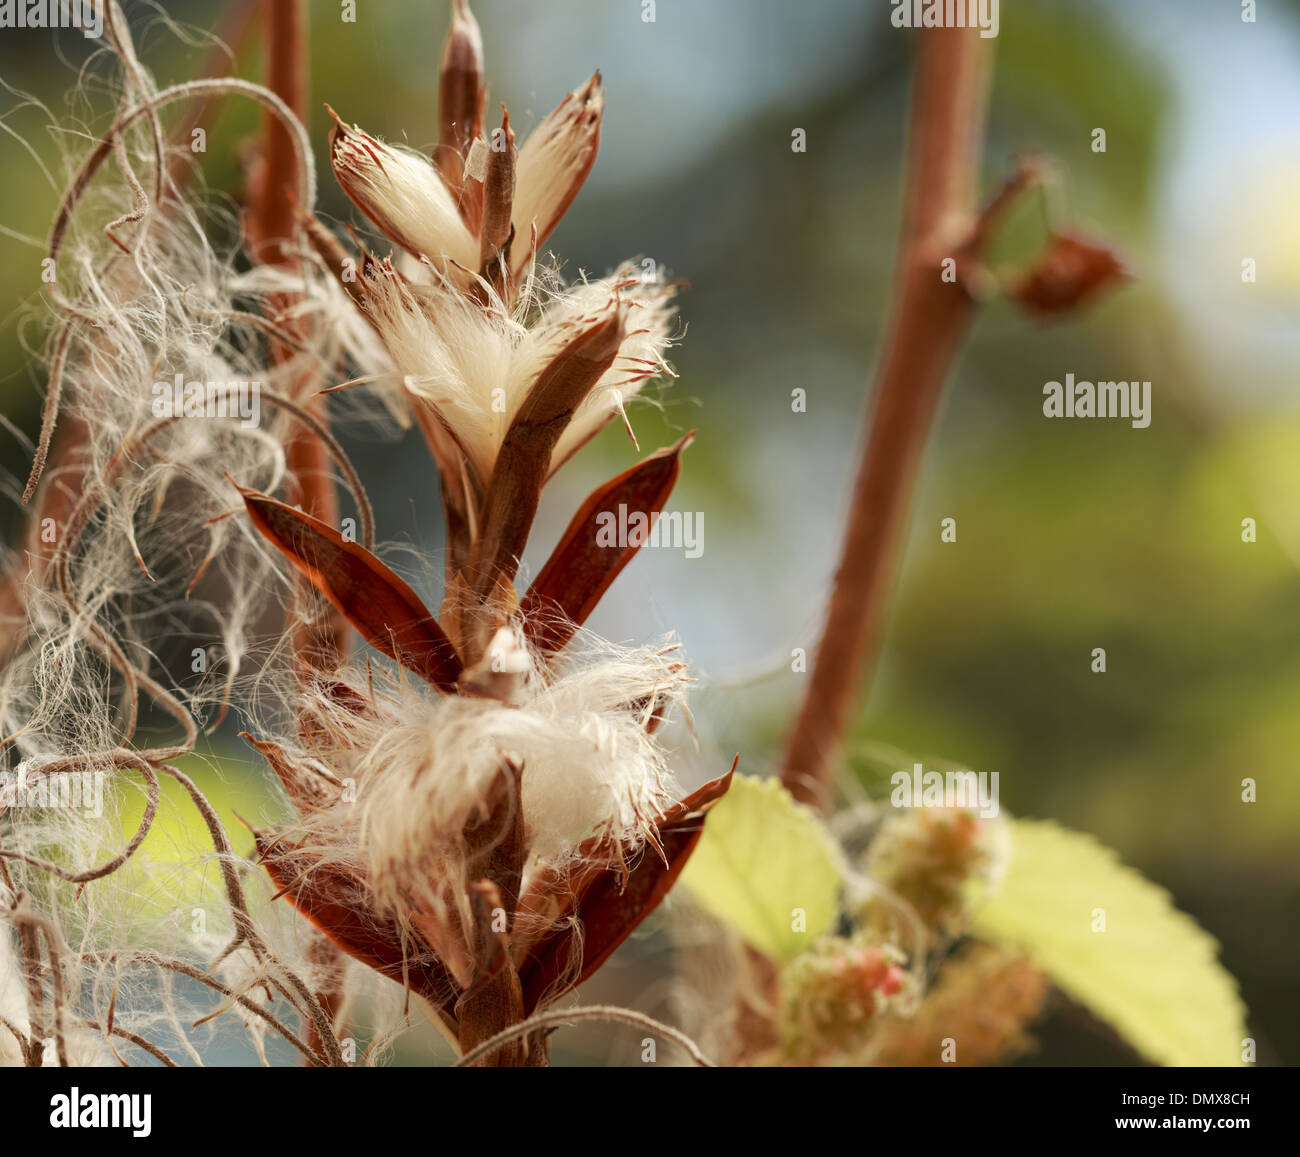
left=164, top=0, right=260, bottom=193
left=0, top=414, right=90, bottom=668
left=250, top=0, right=307, bottom=273
left=780, top=27, right=991, bottom=812
left=247, top=0, right=350, bottom=1052
left=247, top=0, right=347, bottom=670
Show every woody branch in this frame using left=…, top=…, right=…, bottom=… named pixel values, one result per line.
left=781, top=25, right=992, bottom=812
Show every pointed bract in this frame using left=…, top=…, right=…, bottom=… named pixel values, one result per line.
left=470, top=304, right=626, bottom=596
left=235, top=483, right=463, bottom=690
left=511, top=72, right=604, bottom=276
left=522, top=432, right=693, bottom=654
left=517, top=759, right=736, bottom=1012
left=256, top=833, right=461, bottom=1027
left=478, top=106, right=517, bottom=298
left=328, top=111, right=478, bottom=271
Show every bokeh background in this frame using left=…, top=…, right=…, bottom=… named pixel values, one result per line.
left=1, top=0, right=1297, bottom=1065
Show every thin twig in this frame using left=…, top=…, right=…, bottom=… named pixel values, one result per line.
left=23, top=75, right=316, bottom=503
left=454, top=1004, right=716, bottom=1068
left=781, top=26, right=992, bottom=812
left=82, top=1019, right=178, bottom=1067
left=0, top=762, right=159, bottom=882
left=247, top=0, right=352, bottom=1055
left=247, top=0, right=349, bottom=674
left=86, top=950, right=324, bottom=1066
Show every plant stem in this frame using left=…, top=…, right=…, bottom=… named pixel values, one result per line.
left=252, top=0, right=306, bottom=273
left=249, top=0, right=349, bottom=1055
left=781, top=26, right=992, bottom=812
left=249, top=0, right=347, bottom=670
left=0, top=414, right=89, bottom=669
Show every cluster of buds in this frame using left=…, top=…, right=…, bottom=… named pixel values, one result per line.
left=862, top=807, right=1001, bottom=950
left=778, top=938, right=910, bottom=1062
left=865, top=944, right=1048, bottom=1067
left=235, top=0, right=731, bottom=1065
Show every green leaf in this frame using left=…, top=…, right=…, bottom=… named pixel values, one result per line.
left=973, top=819, right=1248, bottom=1066
left=679, top=773, right=843, bottom=961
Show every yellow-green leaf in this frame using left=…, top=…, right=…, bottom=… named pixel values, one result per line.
left=973, top=819, right=1248, bottom=1066
left=112, top=752, right=270, bottom=927
left=679, top=773, right=843, bottom=961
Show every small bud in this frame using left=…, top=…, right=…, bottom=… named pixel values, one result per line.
left=1007, top=231, right=1129, bottom=319
left=437, top=0, right=487, bottom=190
left=863, top=807, right=998, bottom=948
left=780, top=939, right=911, bottom=1061
left=479, top=106, right=517, bottom=297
